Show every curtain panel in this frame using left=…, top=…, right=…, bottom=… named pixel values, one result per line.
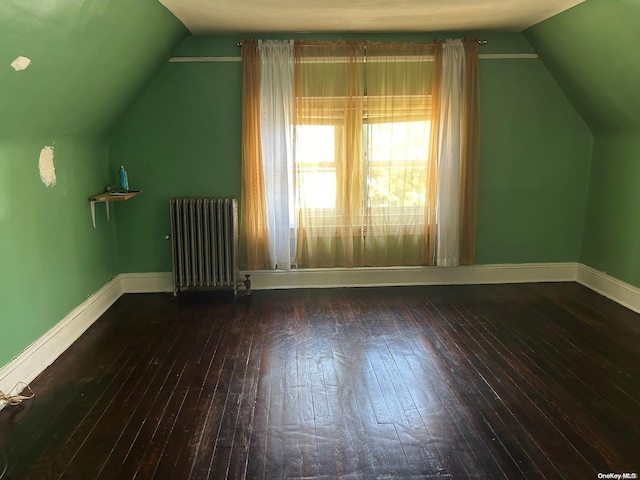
left=239, top=38, right=480, bottom=269
left=239, top=39, right=270, bottom=270
left=259, top=40, right=295, bottom=270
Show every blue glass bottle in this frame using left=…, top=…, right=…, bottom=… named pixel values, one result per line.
left=119, top=166, right=129, bottom=192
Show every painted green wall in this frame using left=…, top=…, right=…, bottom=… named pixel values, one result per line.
left=110, top=32, right=592, bottom=272
left=525, top=0, right=640, bottom=287
left=476, top=57, right=592, bottom=264
left=580, top=133, right=640, bottom=286
left=0, top=138, right=118, bottom=360
left=0, top=0, right=187, bottom=368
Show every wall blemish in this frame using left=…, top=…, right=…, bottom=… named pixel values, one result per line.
left=10, top=56, right=31, bottom=71
left=38, top=146, right=56, bottom=187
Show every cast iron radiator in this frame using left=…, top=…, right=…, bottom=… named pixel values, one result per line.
left=169, top=198, right=244, bottom=296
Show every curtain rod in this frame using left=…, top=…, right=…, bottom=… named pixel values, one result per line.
left=169, top=52, right=538, bottom=62
left=236, top=39, right=488, bottom=47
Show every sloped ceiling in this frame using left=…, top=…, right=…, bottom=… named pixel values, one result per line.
left=0, top=0, right=188, bottom=138
left=525, top=0, right=640, bottom=132
left=158, top=0, right=585, bottom=34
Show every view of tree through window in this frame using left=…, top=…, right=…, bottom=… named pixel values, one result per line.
left=367, top=120, right=430, bottom=210
left=294, top=120, right=431, bottom=218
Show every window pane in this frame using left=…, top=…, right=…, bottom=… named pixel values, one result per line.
left=295, top=125, right=335, bottom=163
left=369, top=121, right=430, bottom=162
left=367, top=121, right=430, bottom=209
left=295, top=125, right=336, bottom=209
left=368, top=164, right=427, bottom=208
left=298, top=170, right=336, bottom=209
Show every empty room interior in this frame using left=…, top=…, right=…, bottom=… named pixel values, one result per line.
left=1, top=0, right=640, bottom=478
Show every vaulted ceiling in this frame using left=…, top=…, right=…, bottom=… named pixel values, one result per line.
left=158, top=0, right=585, bottom=34
left=0, top=0, right=187, bottom=137
left=524, top=0, right=640, bottom=132
left=1, top=0, right=637, bottom=138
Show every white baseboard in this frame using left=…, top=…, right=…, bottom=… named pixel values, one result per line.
left=119, top=272, right=173, bottom=293
left=576, top=264, right=640, bottom=314
left=0, top=275, right=123, bottom=408
left=2, top=262, right=638, bottom=410
left=240, top=263, right=579, bottom=290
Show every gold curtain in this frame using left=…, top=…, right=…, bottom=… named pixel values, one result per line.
left=459, top=38, right=481, bottom=265
left=294, top=41, right=444, bottom=267
left=425, top=41, right=443, bottom=265
left=363, top=42, right=437, bottom=267
left=239, top=39, right=270, bottom=269
left=239, top=38, right=481, bottom=269
left=294, top=41, right=366, bottom=267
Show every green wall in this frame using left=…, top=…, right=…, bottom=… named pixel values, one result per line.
left=477, top=57, right=592, bottom=264
left=581, top=133, right=640, bottom=285
left=525, top=0, right=640, bottom=288
left=110, top=31, right=592, bottom=271
left=0, top=138, right=117, bottom=360
left=0, top=0, right=187, bottom=368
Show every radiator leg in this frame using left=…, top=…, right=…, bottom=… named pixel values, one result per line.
left=244, top=275, right=252, bottom=296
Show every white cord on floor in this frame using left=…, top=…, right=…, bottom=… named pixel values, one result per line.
left=0, top=382, right=34, bottom=408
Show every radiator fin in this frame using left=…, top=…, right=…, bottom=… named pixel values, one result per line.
left=169, top=198, right=239, bottom=295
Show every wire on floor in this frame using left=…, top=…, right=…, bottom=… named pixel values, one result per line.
left=0, top=382, right=35, bottom=408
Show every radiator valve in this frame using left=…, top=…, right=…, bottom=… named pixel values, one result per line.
left=244, top=275, right=252, bottom=296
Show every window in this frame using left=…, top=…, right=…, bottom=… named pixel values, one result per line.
left=366, top=120, right=431, bottom=233
left=240, top=38, right=480, bottom=270
left=295, top=125, right=336, bottom=210
left=294, top=119, right=431, bottom=233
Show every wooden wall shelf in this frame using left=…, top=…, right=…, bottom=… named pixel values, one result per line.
left=89, top=190, right=141, bottom=228
left=90, top=190, right=141, bottom=202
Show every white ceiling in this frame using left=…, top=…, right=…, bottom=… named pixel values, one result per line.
left=158, top=0, right=585, bottom=35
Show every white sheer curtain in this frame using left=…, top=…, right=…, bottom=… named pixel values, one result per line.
left=435, top=39, right=465, bottom=267
left=259, top=40, right=295, bottom=270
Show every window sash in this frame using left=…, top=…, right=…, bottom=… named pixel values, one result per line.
left=294, top=98, right=432, bottom=233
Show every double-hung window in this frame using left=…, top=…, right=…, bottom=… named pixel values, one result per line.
left=295, top=102, right=432, bottom=236
left=240, top=39, right=480, bottom=270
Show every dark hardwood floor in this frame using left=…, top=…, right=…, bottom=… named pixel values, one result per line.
left=1, top=283, right=639, bottom=479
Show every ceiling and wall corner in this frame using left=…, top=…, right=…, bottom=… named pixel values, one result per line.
left=156, top=0, right=585, bottom=34
left=0, top=0, right=189, bottom=138
left=524, top=0, right=640, bottom=288
left=524, top=0, right=640, bottom=133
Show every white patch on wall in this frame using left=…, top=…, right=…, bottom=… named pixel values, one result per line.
left=10, top=56, right=31, bottom=71
left=38, top=146, right=57, bottom=187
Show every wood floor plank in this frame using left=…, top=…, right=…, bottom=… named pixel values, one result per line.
left=427, top=289, right=598, bottom=477
left=451, top=285, right=634, bottom=473
left=1, top=285, right=639, bottom=479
